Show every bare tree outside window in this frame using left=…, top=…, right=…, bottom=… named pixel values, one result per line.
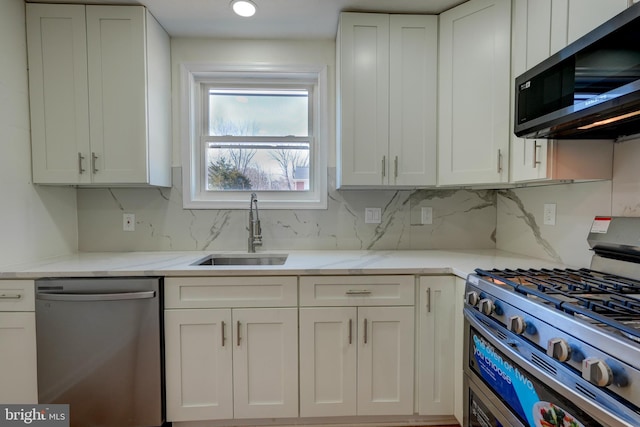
left=270, top=149, right=310, bottom=190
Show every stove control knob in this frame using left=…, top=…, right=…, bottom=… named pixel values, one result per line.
left=508, top=316, right=526, bottom=335
left=478, top=298, right=495, bottom=315
left=466, top=291, right=480, bottom=306
left=582, top=358, right=613, bottom=387
left=547, top=338, right=571, bottom=362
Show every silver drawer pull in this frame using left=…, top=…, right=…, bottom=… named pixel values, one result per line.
left=0, top=293, right=22, bottom=300
left=346, top=290, right=372, bottom=296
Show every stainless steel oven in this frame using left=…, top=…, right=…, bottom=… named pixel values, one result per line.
left=463, top=217, right=640, bottom=427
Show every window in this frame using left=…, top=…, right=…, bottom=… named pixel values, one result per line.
left=181, top=64, right=328, bottom=209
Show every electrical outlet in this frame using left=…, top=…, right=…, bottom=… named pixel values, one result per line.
left=365, top=208, right=382, bottom=224
left=123, top=213, right=135, bottom=231
left=543, top=204, right=556, bottom=226
left=421, top=207, right=433, bottom=225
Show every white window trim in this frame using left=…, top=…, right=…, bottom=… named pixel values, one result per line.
left=180, top=63, right=328, bottom=209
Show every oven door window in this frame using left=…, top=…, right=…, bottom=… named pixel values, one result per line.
left=469, top=326, right=601, bottom=427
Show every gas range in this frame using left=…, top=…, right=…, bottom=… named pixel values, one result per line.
left=474, top=267, right=640, bottom=346
left=467, top=267, right=640, bottom=405
left=463, top=217, right=640, bottom=427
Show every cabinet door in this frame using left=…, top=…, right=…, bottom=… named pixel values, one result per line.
left=299, top=307, right=357, bottom=417
left=357, top=306, right=414, bottom=415
left=0, top=313, right=38, bottom=403
left=510, top=0, right=550, bottom=182
left=417, top=276, right=456, bottom=416
left=232, top=308, right=298, bottom=419
left=337, top=13, right=390, bottom=186
left=164, top=309, right=233, bottom=421
left=26, top=4, right=91, bottom=184
left=389, top=15, right=437, bottom=187
left=86, top=6, right=149, bottom=184
left=438, top=0, right=511, bottom=185
left=552, top=0, right=629, bottom=49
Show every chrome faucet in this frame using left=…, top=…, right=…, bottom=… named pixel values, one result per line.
left=248, top=193, right=262, bottom=253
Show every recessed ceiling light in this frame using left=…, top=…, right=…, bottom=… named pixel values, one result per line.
left=231, top=0, right=257, bottom=17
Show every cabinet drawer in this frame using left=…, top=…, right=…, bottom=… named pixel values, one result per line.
left=0, top=281, right=35, bottom=312
left=165, top=277, right=297, bottom=308
left=299, top=275, right=414, bottom=306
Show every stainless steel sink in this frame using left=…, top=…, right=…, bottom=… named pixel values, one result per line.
left=192, top=254, right=288, bottom=266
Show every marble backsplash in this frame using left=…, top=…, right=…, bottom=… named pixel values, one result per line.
left=496, top=181, right=612, bottom=268
left=77, top=140, right=640, bottom=268
left=77, top=167, right=497, bottom=252
left=496, top=139, right=640, bottom=269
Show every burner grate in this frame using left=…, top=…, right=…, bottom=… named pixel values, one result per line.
left=475, top=267, right=640, bottom=340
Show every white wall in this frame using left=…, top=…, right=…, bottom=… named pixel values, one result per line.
left=0, top=0, right=77, bottom=268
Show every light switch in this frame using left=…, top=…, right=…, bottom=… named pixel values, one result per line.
left=543, top=204, right=556, bottom=226
left=421, top=207, right=433, bottom=225
left=365, top=208, right=382, bottom=224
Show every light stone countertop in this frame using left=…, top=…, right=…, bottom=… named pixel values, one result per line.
left=0, top=249, right=569, bottom=280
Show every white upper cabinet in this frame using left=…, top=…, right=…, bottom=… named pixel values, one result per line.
left=27, top=4, right=171, bottom=187
left=551, top=0, right=630, bottom=52
left=509, top=0, right=621, bottom=183
left=437, top=0, right=512, bottom=186
left=337, top=13, right=437, bottom=188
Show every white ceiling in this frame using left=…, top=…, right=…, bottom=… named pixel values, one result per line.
left=27, top=0, right=468, bottom=39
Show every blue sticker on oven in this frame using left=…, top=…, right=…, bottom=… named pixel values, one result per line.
left=472, top=333, right=540, bottom=426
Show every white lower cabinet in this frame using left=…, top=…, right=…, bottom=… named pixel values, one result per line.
left=417, top=276, right=456, bottom=416
left=164, top=308, right=233, bottom=421
left=299, top=276, right=415, bottom=417
left=0, top=280, right=37, bottom=403
left=454, top=277, right=466, bottom=425
left=165, top=274, right=459, bottom=424
left=299, top=307, right=357, bottom=416
left=164, top=277, right=298, bottom=422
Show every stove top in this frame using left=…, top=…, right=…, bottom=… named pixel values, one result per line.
left=474, top=267, right=640, bottom=342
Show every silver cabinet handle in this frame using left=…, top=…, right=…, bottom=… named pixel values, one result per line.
left=37, top=291, right=155, bottom=302
left=0, top=293, right=22, bottom=300
left=91, top=152, right=99, bottom=173
left=78, top=152, right=85, bottom=174
left=237, top=320, right=241, bottom=346
left=497, top=149, right=503, bottom=173
left=348, top=318, right=353, bottom=344
left=363, top=318, right=368, bottom=344
left=427, top=287, right=431, bottom=313
left=533, top=142, right=542, bottom=168
left=221, top=321, right=226, bottom=347
left=382, top=156, right=386, bottom=178
left=394, top=156, right=398, bottom=178
left=346, top=290, right=371, bottom=296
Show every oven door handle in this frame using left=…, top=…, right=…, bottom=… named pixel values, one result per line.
left=464, top=308, right=524, bottom=356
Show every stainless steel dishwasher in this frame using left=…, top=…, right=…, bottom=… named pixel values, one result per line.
left=35, top=277, right=164, bottom=427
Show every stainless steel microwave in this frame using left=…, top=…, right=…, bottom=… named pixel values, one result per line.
left=514, top=2, right=640, bottom=140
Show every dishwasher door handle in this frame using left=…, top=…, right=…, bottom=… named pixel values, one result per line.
left=37, top=290, right=156, bottom=302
